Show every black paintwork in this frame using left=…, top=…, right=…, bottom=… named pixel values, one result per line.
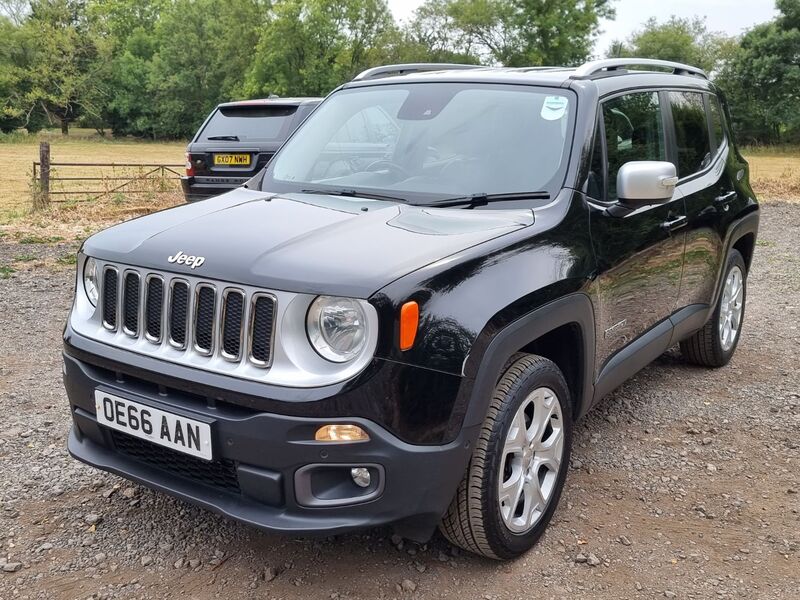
left=64, top=64, right=759, bottom=541
left=181, top=98, right=321, bottom=202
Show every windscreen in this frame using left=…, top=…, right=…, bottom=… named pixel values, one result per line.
left=263, top=83, right=574, bottom=203
left=199, top=105, right=298, bottom=142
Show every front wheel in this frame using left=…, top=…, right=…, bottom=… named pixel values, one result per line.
left=439, top=354, right=572, bottom=559
left=680, top=249, right=747, bottom=367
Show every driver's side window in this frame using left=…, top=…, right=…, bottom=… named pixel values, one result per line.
left=602, top=92, right=666, bottom=201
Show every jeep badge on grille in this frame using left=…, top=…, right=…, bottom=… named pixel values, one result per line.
left=167, top=251, right=205, bottom=269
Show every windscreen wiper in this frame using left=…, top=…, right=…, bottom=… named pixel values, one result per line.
left=207, top=135, right=240, bottom=141
left=425, top=191, right=551, bottom=208
left=299, top=188, right=409, bottom=203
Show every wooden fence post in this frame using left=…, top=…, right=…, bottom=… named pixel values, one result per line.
left=33, top=141, right=50, bottom=211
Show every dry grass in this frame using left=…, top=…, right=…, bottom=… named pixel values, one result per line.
left=744, top=152, right=800, bottom=201
left=0, top=136, right=797, bottom=241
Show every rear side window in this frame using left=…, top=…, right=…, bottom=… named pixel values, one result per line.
left=669, top=92, right=712, bottom=177
left=199, top=105, right=298, bottom=142
left=708, top=95, right=726, bottom=151
left=602, top=92, right=666, bottom=201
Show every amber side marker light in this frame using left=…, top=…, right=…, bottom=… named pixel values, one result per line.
left=399, top=301, right=419, bottom=351
left=314, top=424, right=370, bottom=442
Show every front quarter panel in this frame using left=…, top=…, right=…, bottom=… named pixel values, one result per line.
left=373, top=191, right=595, bottom=377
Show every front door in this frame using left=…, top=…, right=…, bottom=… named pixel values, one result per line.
left=588, top=91, right=687, bottom=369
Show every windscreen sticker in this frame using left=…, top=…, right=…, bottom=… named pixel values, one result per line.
left=541, top=95, right=568, bottom=121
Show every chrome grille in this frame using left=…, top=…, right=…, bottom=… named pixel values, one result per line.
left=98, top=265, right=276, bottom=368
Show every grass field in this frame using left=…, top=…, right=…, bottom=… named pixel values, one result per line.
left=0, top=131, right=797, bottom=237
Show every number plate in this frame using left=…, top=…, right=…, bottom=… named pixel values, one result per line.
left=94, top=391, right=212, bottom=461
left=213, top=153, right=250, bottom=166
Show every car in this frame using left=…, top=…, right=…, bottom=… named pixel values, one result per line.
left=63, top=59, right=759, bottom=559
left=180, top=97, right=321, bottom=202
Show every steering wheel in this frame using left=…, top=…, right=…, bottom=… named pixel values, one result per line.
left=364, top=159, right=410, bottom=179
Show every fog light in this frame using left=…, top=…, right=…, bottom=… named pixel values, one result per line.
left=350, top=467, right=371, bottom=488
left=315, top=424, right=369, bottom=442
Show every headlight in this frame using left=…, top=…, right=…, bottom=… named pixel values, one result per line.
left=306, top=296, right=368, bottom=362
left=83, top=257, right=99, bottom=307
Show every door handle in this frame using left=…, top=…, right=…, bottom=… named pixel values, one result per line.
left=714, top=191, right=737, bottom=204
left=661, top=215, right=687, bottom=233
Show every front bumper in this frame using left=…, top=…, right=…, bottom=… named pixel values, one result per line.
left=63, top=349, right=475, bottom=540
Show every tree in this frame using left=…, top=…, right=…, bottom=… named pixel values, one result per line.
left=426, top=0, right=615, bottom=67
left=243, top=0, right=393, bottom=97
left=608, top=16, right=733, bottom=74
left=716, top=0, right=800, bottom=144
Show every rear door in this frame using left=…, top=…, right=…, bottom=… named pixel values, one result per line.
left=670, top=91, right=736, bottom=308
left=588, top=90, right=687, bottom=368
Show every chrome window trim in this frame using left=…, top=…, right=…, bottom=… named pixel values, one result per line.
left=101, top=265, right=119, bottom=332
left=143, top=274, right=165, bottom=344
left=220, top=287, right=246, bottom=362
left=248, top=292, right=277, bottom=368
left=167, top=278, right=191, bottom=350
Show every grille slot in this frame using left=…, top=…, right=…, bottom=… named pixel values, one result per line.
left=102, top=267, right=118, bottom=329
left=193, top=285, right=216, bottom=354
left=249, top=294, right=276, bottom=366
left=169, top=280, right=190, bottom=348
left=145, top=276, right=164, bottom=342
left=221, top=290, right=245, bottom=360
left=122, top=272, right=140, bottom=335
left=110, top=431, right=240, bottom=494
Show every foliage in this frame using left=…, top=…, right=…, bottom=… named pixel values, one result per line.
left=0, top=0, right=796, bottom=143
left=608, top=16, right=733, bottom=74
left=716, top=0, right=800, bottom=144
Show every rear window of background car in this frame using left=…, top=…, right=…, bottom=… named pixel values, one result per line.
left=200, top=106, right=298, bottom=142
left=669, top=92, right=713, bottom=178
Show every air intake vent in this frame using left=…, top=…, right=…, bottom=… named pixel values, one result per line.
left=169, top=280, right=190, bottom=348
left=122, top=272, right=140, bottom=335
left=145, top=276, right=164, bottom=342
left=102, top=267, right=118, bottom=329
left=221, top=290, right=245, bottom=360
left=194, top=285, right=216, bottom=354
left=249, top=294, right=276, bottom=366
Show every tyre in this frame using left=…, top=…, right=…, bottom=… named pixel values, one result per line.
left=680, top=249, right=747, bottom=367
left=439, top=354, right=572, bottom=559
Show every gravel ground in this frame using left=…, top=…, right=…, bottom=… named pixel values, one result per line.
left=0, top=202, right=798, bottom=600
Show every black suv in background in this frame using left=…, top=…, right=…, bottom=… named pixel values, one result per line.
left=181, top=97, right=321, bottom=202
left=64, top=60, right=758, bottom=559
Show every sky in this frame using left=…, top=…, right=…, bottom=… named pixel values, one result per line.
left=386, top=0, right=779, bottom=58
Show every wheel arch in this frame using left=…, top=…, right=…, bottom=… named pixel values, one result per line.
left=455, top=293, right=596, bottom=439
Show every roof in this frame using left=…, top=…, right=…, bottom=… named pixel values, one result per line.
left=218, top=97, right=322, bottom=108
left=345, top=60, right=714, bottom=95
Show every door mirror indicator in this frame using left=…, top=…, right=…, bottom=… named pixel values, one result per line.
left=617, top=161, right=677, bottom=208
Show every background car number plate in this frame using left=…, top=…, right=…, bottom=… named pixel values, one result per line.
left=213, top=153, right=250, bottom=166
left=94, top=391, right=212, bottom=461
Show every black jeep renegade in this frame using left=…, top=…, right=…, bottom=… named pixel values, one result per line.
left=63, top=60, right=759, bottom=559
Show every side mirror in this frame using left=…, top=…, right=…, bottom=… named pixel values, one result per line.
left=617, top=161, right=678, bottom=208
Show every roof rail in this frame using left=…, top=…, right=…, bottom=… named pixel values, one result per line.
left=353, top=63, right=483, bottom=81
left=571, top=58, right=707, bottom=80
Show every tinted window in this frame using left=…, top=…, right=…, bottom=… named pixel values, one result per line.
left=669, top=92, right=712, bottom=177
left=199, top=105, right=298, bottom=142
left=603, top=92, right=666, bottom=201
left=708, top=95, right=726, bottom=151
left=587, top=120, right=605, bottom=201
